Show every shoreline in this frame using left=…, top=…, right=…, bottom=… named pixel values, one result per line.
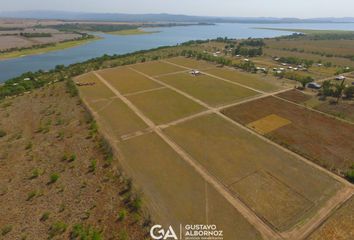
left=0, top=36, right=102, bottom=61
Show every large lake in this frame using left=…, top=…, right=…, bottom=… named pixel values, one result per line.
left=1, top=22, right=354, bottom=82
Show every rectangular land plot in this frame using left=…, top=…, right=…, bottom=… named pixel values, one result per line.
left=130, top=61, right=185, bottom=76
left=76, top=72, right=115, bottom=104
left=96, top=98, right=148, bottom=138
left=222, top=96, right=354, bottom=175
left=204, top=68, right=280, bottom=92
left=164, top=114, right=341, bottom=231
left=97, top=67, right=162, bottom=94
left=126, top=88, right=206, bottom=125
left=158, top=72, right=259, bottom=107
left=276, top=89, right=312, bottom=104
left=230, top=170, right=313, bottom=231
left=117, top=132, right=262, bottom=239
left=247, top=114, right=292, bottom=135
left=166, top=56, right=217, bottom=70
left=308, top=196, right=354, bottom=240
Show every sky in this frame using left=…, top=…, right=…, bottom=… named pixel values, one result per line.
left=1, top=0, right=354, bottom=18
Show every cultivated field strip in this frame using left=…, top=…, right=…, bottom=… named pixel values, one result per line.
left=76, top=60, right=354, bottom=240
left=92, top=71, right=281, bottom=239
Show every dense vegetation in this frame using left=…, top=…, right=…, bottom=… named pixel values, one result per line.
left=0, top=33, right=94, bottom=54
left=20, top=32, right=52, bottom=38
left=38, top=24, right=139, bottom=33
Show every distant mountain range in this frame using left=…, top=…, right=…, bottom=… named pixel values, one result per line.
left=1, top=11, right=354, bottom=23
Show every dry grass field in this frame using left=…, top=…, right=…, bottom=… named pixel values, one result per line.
left=222, top=96, right=354, bottom=176
left=73, top=58, right=352, bottom=239
left=131, top=61, right=185, bottom=76
left=308, top=196, right=354, bottom=240
left=164, top=113, right=342, bottom=231
left=166, top=56, right=217, bottom=70
left=126, top=88, right=205, bottom=125
left=265, top=39, right=354, bottom=58
left=0, top=83, right=148, bottom=240
left=204, top=67, right=281, bottom=92
left=117, top=132, right=263, bottom=239
left=97, top=67, right=162, bottom=94
left=158, top=72, right=259, bottom=107
left=277, top=89, right=354, bottom=123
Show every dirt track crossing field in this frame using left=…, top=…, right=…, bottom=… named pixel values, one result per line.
left=76, top=58, right=354, bottom=240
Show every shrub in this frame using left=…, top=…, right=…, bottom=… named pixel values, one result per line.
left=1, top=225, right=12, bottom=236
left=346, top=167, right=354, bottom=183
left=26, top=190, right=37, bottom=201
left=71, top=224, right=102, bottom=240
left=40, top=212, right=50, bottom=222
left=0, top=129, right=6, bottom=138
left=49, top=173, right=59, bottom=184
left=66, top=78, right=78, bottom=97
left=89, top=160, right=97, bottom=173
left=48, top=222, right=67, bottom=238
left=30, top=169, right=40, bottom=179
left=117, top=209, right=127, bottom=221
left=25, top=141, right=32, bottom=150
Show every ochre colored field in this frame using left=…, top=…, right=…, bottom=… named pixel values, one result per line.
left=308, top=196, right=354, bottom=240
left=230, top=170, right=313, bottom=230
left=76, top=72, right=115, bottom=103
left=222, top=96, right=354, bottom=175
left=164, top=114, right=341, bottom=231
left=126, top=88, right=206, bottom=125
left=97, top=67, right=161, bottom=94
left=204, top=67, right=280, bottom=92
left=131, top=61, right=185, bottom=76
left=95, top=98, right=148, bottom=138
left=166, top=56, right=217, bottom=70
left=117, top=132, right=262, bottom=239
left=158, top=72, right=259, bottom=107
left=247, top=114, right=292, bottom=134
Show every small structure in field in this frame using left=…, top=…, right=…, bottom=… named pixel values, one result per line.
left=76, top=82, right=96, bottom=86
left=335, top=76, right=346, bottom=81
left=307, top=82, right=321, bottom=89
left=189, top=70, right=201, bottom=76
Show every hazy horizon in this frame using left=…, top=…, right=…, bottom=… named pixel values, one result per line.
left=2, top=0, right=354, bottom=18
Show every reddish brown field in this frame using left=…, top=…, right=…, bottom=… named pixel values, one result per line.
left=276, top=89, right=312, bottom=103
left=222, top=96, right=354, bottom=176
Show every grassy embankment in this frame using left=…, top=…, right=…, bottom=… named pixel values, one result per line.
left=0, top=36, right=101, bottom=60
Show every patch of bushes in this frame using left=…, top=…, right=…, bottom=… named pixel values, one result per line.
left=66, top=78, right=78, bottom=97
left=1, top=225, right=12, bottom=236
left=48, top=221, right=67, bottom=239
left=49, top=173, right=60, bottom=184
left=71, top=224, right=102, bottom=240
left=0, top=129, right=6, bottom=138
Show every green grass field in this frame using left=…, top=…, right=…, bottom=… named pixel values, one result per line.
left=204, top=67, right=280, bottom=92
left=117, top=132, right=262, bottom=239
left=158, top=72, right=259, bottom=107
left=98, top=67, right=162, bottom=94
left=164, top=113, right=342, bottom=231
left=131, top=61, right=185, bottom=76
left=127, top=88, right=206, bottom=125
